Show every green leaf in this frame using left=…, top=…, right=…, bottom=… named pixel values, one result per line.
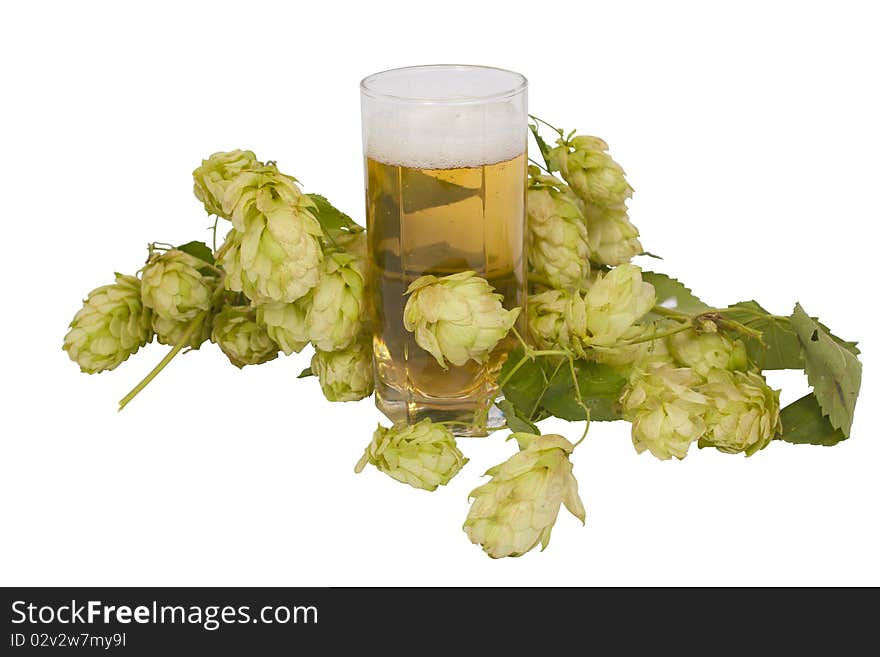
left=777, top=393, right=847, bottom=446
left=500, top=350, right=628, bottom=424
left=642, top=272, right=710, bottom=318
left=297, top=367, right=313, bottom=379
left=176, top=240, right=215, bottom=265
left=529, top=123, right=554, bottom=171
left=541, top=360, right=627, bottom=422
left=724, top=300, right=803, bottom=370
left=498, top=347, right=552, bottom=422
left=306, top=194, right=364, bottom=233
left=721, top=301, right=859, bottom=370
left=790, top=303, right=862, bottom=436
left=497, top=399, right=539, bottom=435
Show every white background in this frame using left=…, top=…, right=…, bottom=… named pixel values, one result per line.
left=2, top=1, right=877, bottom=586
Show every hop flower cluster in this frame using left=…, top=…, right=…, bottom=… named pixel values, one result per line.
left=220, top=166, right=324, bottom=305
left=211, top=305, right=279, bottom=368
left=547, top=134, right=642, bottom=266
left=528, top=263, right=656, bottom=354
left=192, top=149, right=260, bottom=219
left=312, top=337, right=374, bottom=402
left=620, top=329, right=780, bottom=460
left=464, top=433, right=585, bottom=558
left=142, top=249, right=219, bottom=349
left=527, top=168, right=590, bottom=289
left=355, top=419, right=467, bottom=491
left=404, top=271, right=520, bottom=369
left=63, top=125, right=818, bottom=562
left=63, top=274, right=153, bottom=373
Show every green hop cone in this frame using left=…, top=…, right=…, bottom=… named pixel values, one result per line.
left=210, top=305, right=278, bottom=368
left=141, top=249, right=216, bottom=322
left=548, top=135, right=634, bottom=210
left=192, top=150, right=260, bottom=218
left=583, top=205, right=643, bottom=266
left=63, top=274, right=153, bottom=373
left=620, top=362, right=709, bottom=460
left=592, top=323, right=674, bottom=371
left=526, top=288, right=588, bottom=355
left=307, top=246, right=367, bottom=352
left=584, top=264, right=656, bottom=346
left=548, top=134, right=641, bottom=266
left=311, top=337, right=374, bottom=402
left=403, top=271, right=520, bottom=369
left=152, top=314, right=211, bottom=350
left=256, top=297, right=311, bottom=355
left=698, top=369, right=782, bottom=455
left=220, top=166, right=323, bottom=304
left=667, top=329, right=749, bottom=377
left=464, top=433, right=585, bottom=559
left=527, top=169, right=590, bottom=289
left=355, top=418, right=468, bottom=491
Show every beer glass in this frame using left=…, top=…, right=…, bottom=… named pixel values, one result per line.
left=361, top=65, right=528, bottom=434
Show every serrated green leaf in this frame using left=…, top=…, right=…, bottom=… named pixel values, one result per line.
left=497, top=399, right=540, bottom=435
left=642, top=272, right=710, bottom=318
left=500, top=350, right=628, bottom=424
left=306, top=193, right=363, bottom=234
left=297, top=367, right=313, bottom=379
left=541, top=360, right=627, bottom=422
left=791, top=303, right=861, bottom=436
left=777, top=393, right=847, bottom=446
left=724, top=300, right=803, bottom=370
left=176, top=240, right=215, bottom=265
left=722, top=301, right=859, bottom=370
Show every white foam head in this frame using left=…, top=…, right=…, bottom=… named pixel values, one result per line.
left=361, top=66, right=528, bottom=169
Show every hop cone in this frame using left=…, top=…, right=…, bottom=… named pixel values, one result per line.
left=527, top=169, right=590, bottom=289
left=667, top=329, right=749, bottom=377
left=152, top=314, right=212, bottom=350
left=698, top=369, right=782, bottom=455
left=620, top=362, right=709, bottom=460
left=527, top=288, right=588, bottom=355
left=593, top=323, right=674, bottom=371
left=548, top=135, right=641, bottom=266
left=548, top=135, right=634, bottom=210
left=404, top=271, right=520, bottom=368
left=63, top=274, right=152, bottom=373
left=210, top=305, right=278, bottom=368
left=307, top=246, right=367, bottom=352
left=192, top=149, right=260, bottom=218
left=464, top=433, right=585, bottom=558
left=584, top=264, right=656, bottom=347
left=583, top=205, right=643, bottom=266
left=220, top=166, right=323, bottom=304
left=355, top=419, right=468, bottom=491
left=311, top=337, right=374, bottom=402
left=141, top=249, right=216, bottom=322
left=256, top=297, right=310, bottom=355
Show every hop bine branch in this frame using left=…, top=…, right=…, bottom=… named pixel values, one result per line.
left=63, top=125, right=863, bottom=558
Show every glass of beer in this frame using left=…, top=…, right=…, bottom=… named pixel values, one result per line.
left=361, top=65, right=528, bottom=435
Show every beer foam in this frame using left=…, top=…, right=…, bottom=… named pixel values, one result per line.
left=363, top=101, right=526, bottom=169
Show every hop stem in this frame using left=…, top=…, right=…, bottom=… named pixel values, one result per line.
left=528, top=114, right=565, bottom=137
left=118, top=311, right=207, bottom=411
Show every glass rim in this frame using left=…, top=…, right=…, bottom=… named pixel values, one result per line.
left=360, top=64, right=528, bottom=105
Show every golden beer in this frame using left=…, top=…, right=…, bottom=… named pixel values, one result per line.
left=361, top=65, right=528, bottom=432
left=366, top=154, right=526, bottom=429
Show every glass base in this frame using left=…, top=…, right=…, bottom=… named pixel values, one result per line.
left=375, top=393, right=505, bottom=437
